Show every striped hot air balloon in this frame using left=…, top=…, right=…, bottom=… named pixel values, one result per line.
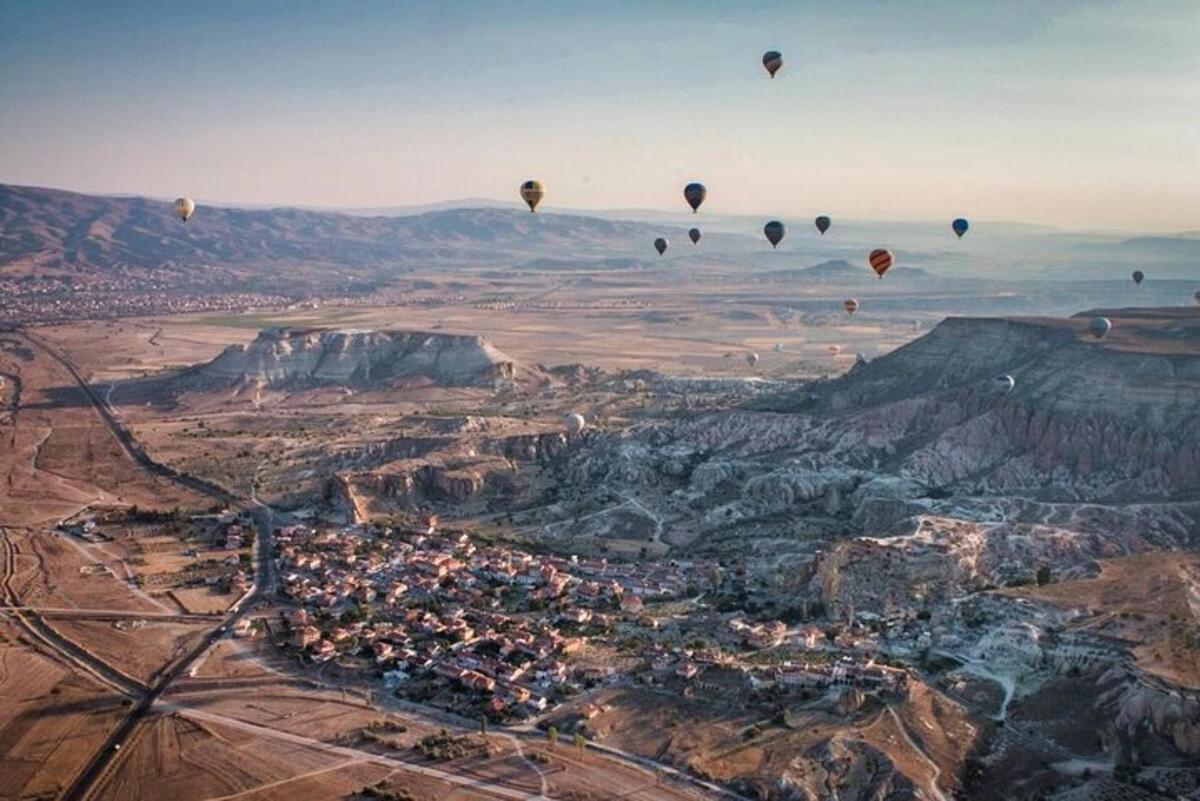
left=843, top=298, right=859, bottom=315
left=173, top=197, right=196, bottom=222
left=520, top=180, right=544, bottom=212
left=868, top=249, right=894, bottom=278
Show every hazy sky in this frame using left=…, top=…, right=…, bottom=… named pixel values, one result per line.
left=2, top=0, right=1197, bottom=231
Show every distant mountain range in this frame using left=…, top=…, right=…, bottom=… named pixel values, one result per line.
left=3, top=184, right=1197, bottom=296
left=0, top=184, right=707, bottom=291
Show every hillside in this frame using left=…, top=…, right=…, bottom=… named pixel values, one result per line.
left=0, top=184, right=688, bottom=288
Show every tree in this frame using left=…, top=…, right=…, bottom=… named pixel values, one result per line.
left=546, top=726, right=558, bottom=745
left=480, top=714, right=487, bottom=736
left=1036, top=565, right=1052, bottom=586
left=573, top=732, right=586, bottom=753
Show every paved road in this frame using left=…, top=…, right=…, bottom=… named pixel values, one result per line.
left=16, top=331, right=275, bottom=801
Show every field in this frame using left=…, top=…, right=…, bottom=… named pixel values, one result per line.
left=0, top=619, right=128, bottom=800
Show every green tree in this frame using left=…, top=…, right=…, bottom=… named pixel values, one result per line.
left=1036, top=565, right=1052, bottom=586
left=546, top=726, right=558, bottom=745
left=572, top=732, right=586, bottom=753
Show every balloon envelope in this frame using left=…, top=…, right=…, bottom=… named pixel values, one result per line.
left=683, top=182, right=707, bottom=213
left=688, top=227, right=701, bottom=244
left=564, top=412, right=586, bottom=435
left=868, top=249, right=894, bottom=278
left=1132, top=270, right=1144, bottom=285
left=815, top=215, right=831, bottom=235
left=173, top=197, right=195, bottom=222
left=993, top=374, right=1016, bottom=394
left=654, top=237, right=669, bottom=256
left=844, top=298, right=859, bottom=315
left=764, top=220, right=786, bottom=249
left=746, top=352, right=759, bottom=367
left=826, top=345, right=841, bottom=357
left=1088, top=317, right=1112, bottom=339
left=762, top=50, right=783, bottom=78
left=520, top=180, right=545, bottom=212
left=952, top=218, right=969, bottom=238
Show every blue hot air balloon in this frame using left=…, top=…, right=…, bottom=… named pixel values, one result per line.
left=952, top=218, right=969, bottom=238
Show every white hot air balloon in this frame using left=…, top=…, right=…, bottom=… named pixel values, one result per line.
left=173, top=197, right=196, bottom=222
left=564, top=412, right=586, bottom=436
left=993, top=374, right=1016, bottom=394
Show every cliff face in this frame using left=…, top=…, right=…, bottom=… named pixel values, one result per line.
left=194, top=327, right=519, bottom=389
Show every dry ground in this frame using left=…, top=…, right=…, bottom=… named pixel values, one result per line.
left=0, top=618, right=128, bottom=800
left=1005, top=551, right=1200, bottom=689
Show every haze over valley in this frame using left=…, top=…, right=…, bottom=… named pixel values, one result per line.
left=2, top=3, right=1199, bottom=801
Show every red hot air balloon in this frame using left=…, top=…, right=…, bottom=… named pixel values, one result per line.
left=868, top=249, right=894, bottom=278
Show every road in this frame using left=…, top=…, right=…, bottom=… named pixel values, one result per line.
left=15, top=331, right=276, bottom=801
left=885, top=706, right=949, bottom=801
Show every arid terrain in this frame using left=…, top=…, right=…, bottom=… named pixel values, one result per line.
left=2, top=187, right=1199, bottom=801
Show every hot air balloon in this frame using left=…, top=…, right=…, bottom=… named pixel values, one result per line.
left=952, top=218, right=969, bottom=238
left=855, top=352, right=869, bottom=365
left=1195, top=290, right=1200, bottom=306
left=520, top=180, right=544, bottom=212
left=689, top=227, right=701, bottom=244
left=762, top=50, right=783, bottom=78
left=564, top=412, right=586, bottom=435
left=826, top=345, right=841, bottom=358
left=1088, top=317, right=1112, bottom=339
left=684, top=182, right=707, bottom=213
left=764, top=220, right=786, bottom=249
left=1132, top=270, right=1144, bottom=285
left=173, top=197, right=195, bottom=222
left=843, top=298, right=859, bottom=315
left=773, top=343, right=785, bottom=352
left=745, top=352, right=760, bottom=367
left=654, top=237, right=669, bottom=256
left=815, top=215, right=831, bottom=235
left=993, top=374, right=1015, bottom=394
left=868, top=249, right=893, bottom=278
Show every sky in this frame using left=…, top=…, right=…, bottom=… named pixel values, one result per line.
left=1, top=0, right=1197, bottom=232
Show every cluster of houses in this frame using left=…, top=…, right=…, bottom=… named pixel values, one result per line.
left=272, top=523, right=701, bottom=719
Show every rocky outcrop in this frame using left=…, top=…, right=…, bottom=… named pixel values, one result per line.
left=191, top=327, right=521, bottom=389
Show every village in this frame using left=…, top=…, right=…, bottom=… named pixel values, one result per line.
left=268, top=517, right=914, bottom=725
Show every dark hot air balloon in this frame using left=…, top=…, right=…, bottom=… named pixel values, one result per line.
left=952, top=218, right=969, bottom=238
left=843, top=298, right=859, bottom=315
left=993, top=374, right=1015, bottom=394
left=815, top=215, right=831, bottom=235
left=1088, top=317, right=1112, bottom=339
left=1132, top=270, right=1144, bottom=285
left=764, top=220, right=786, bottom=249
left=762, top=50, right=783, bottom=78
left=688, top=227, right=701, bottom=244
left=683, top=182, right=707, bottom=213
left=868, top=249, right=893, bottom=278
left=654, top=237, right=669, bottom=256
left=520, top=180, right=544, bottom=212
